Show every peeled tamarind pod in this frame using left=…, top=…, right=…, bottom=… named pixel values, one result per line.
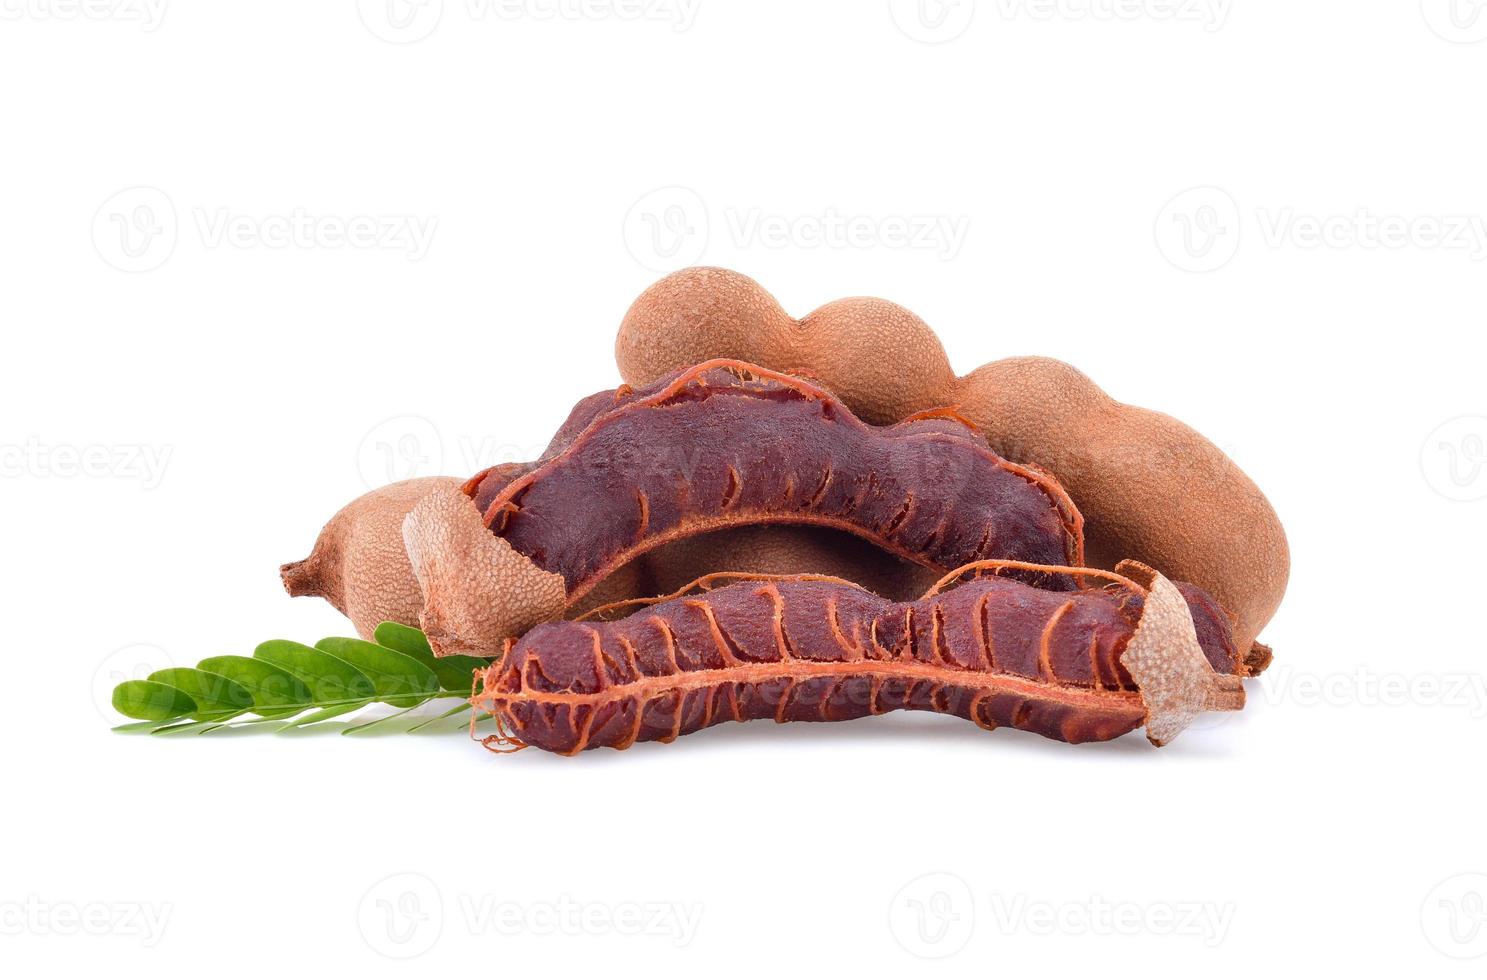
left=615, top=267, right=1288, bottom=662
left=279, top=476, right=462, bottom=639
left=473, top=560, right=1245, bottom=755
left=404, top=359, right=1086, bottom=657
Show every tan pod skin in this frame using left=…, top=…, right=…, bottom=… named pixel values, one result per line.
left=279, top=476, right=461, bottom=640
left=616, top=267, right=1288, bottom=663
left=402, top=485, right=569, bottom=658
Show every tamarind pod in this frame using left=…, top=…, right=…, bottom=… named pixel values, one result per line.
left=275, top=383, right=849, bottom=636
left=406, top=359, right=1085, bottom=657
left=281, top=485, right=915, bottom=639
left=615, top=267, right=1288, bottom=662
left=279, top=476, right=461, bottom=639
left=276, top=386, right=962, bottom=637
left=472, top=560, right=1244, bottom=755
left=580, top=560, right=1240, bottom=679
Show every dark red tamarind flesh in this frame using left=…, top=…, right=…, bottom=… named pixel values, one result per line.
left=462, top=360, right=1085, bottom=609
left=473, top=565, right=1241, bottom=755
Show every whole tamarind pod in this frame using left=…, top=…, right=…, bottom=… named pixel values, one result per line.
left=614, top=267, right=1288, bottom=662
left=404, top=359, right=1086, bottom=657
left=279, top=476, right=460, bottom=639
left=615, top=266, right=955, bottom=424
left=473, top=560, right=1245, bottom=755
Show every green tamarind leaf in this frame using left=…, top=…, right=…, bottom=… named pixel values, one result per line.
left=148, top=667, right=255, bottom=721
left=342, top=703, right=429, bottom=736
left=113, top=718, right=179, bottom=734
left=371, top=621, right=434, bottom=659
left=109, top=625, right=476, bottom=736
left=275, top=703, right=363, bottom=732
left=372, top=621, right=489, bottom=696
left=253, top=639, right=375, bottom=705
left=314, top=637, right=439, bottom=708
left=152, top=719, right=224, bottom=736
left=197, top=655, right=311, bottom=719
left=406, top=702, right=476, bottom=733
left=113, top=680, right=198, bottom=722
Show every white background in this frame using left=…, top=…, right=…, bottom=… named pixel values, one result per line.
left=3, top=1, right=1486, bottom=975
